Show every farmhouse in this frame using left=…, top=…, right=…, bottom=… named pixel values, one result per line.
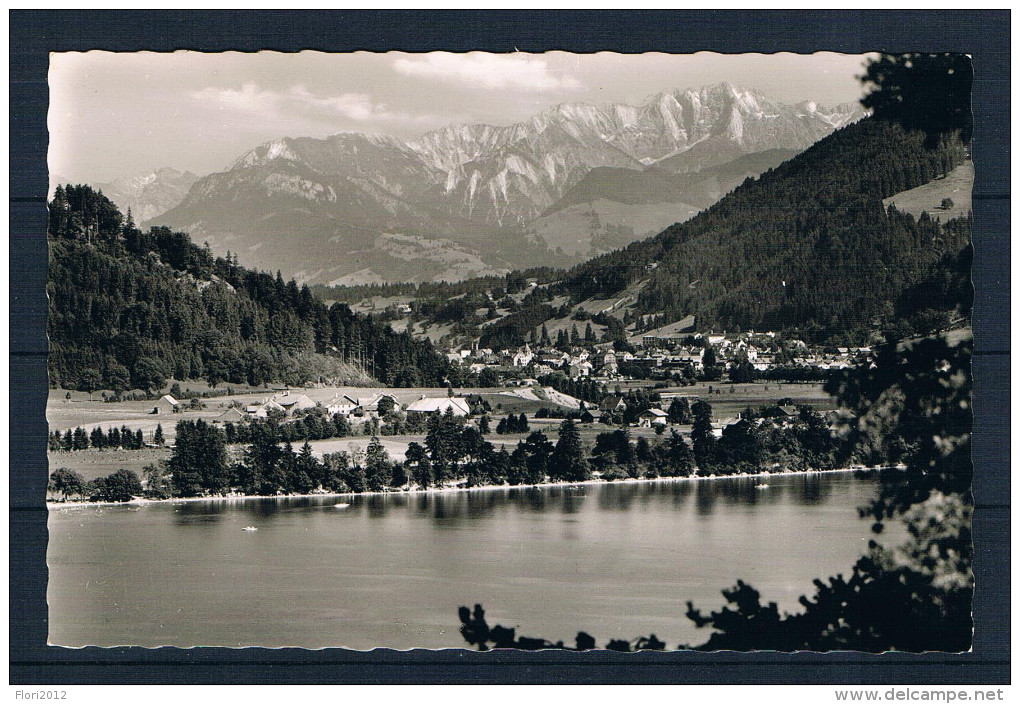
left=213, top=407, right=246, bottom=424
left=579, top=408, right=603, bottom=424
left=776, top=405, right=801, bottom=423
left=247, top=399, right=286, bottom=419
left=637, top=408, right=669, bottom=427
left=152, top=394, right=180, bottom=415
left=600, top=397, right=628, bottom=414
left=273, top=392, right=316, bottom=416
left=356, top=393, right=384, bottom=412
left=711, top=417, right=743, bottom=438
left=566, top=360, right=593, bottom=379
left=326, top=394, right=360, bottom=416
left=405, top=396, right=471, bottom=417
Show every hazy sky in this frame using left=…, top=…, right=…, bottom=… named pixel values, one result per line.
left=49, top=51, right=875, bottom=183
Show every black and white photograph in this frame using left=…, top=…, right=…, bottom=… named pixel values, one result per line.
left=40, top=46, right=978, bottom=655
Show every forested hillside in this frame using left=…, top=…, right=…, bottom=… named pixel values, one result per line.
left=315, top=117, right=971, bottom=349
left=47, top=185, right=452, bottom=392
left=557, top=118, right=971, bottom=342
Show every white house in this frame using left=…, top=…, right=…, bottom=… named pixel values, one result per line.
left=511, top=344, right=535, bottom=367
left=152, top=394, right=180, bottom=415
left=326, top=394, right=360, bottom=416
left=637, top=408, right=669, bottom=427
left=405, top=396, right=471, bottom=417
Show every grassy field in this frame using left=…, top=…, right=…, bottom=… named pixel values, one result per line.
left=48, top=380, right=835, bottom=442
left=608, top=380, right=835, bottom=418
left=882, top=161, right=973, bottom=221
left=46, top=380, right=836, bottom=483
left=659, top=381, right=836, bottom=419
left=46, top=385, right=588, bottom=439
left=47, top=447, right=172, bottom=481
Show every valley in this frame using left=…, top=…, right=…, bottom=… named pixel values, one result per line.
left=40, top=49, right=980, bottom=656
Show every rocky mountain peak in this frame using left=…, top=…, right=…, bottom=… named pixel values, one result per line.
left=149, top=82, right=866, bottom=284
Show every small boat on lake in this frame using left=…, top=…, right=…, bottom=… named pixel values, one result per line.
left=333, top=503, right=351, bottom=509
left=242, top=526, right=258, bottom=532
left=755, top=484, right=770, bottom=490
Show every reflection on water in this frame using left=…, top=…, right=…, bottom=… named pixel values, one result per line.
left=48, top=471, right=890, bottom=650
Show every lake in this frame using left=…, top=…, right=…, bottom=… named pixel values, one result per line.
left=47, top=471, right=897, bottom=650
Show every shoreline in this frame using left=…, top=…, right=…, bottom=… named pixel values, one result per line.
left=46, top=464, right=894, bottom=510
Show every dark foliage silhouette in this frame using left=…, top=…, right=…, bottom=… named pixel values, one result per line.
left=458, top=604, right=665, bottom=652
left=860, top=53, right=973, bottom=146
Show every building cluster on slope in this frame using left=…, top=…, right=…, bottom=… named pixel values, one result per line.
left=207, top=389, right=476, bottom=426
left=439, top=326, right=873, bottom=384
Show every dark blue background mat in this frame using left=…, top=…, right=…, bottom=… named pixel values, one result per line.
left=10, top=10, right=1010, bottom=684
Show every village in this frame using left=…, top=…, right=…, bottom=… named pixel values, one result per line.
left=45, top=271, right=874, bottom=490
left=436, top=323, right=873, bottom=385
left=46, top=330, right=845, bottom=487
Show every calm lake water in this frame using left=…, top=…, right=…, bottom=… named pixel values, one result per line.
left=47, top=472, right=897, bottom=650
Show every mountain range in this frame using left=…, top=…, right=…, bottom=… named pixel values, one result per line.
left=136, top=83, right=864, bottom=284
left=96, top=168, right=200, bottom=224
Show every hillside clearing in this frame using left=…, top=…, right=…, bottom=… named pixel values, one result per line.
left=882, top=161, right=973, bottom=221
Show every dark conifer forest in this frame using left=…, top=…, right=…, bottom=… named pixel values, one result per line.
left=428, top=118, right=970, bottom=348
left=47, top=185, right=452, bottom=392
left=324, top=117, right=973, bottom=350
left=559, top=118, right=971, bottom=341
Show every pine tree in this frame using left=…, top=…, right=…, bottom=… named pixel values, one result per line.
left=292, top=441, right=320, bottom=493
left=691, top=400, right=718, bottom=472
left=551, top=419, right=588, bottom=482
left=364, top=436, right=390, bottom=492
left=522, top=431, right=554, bottom=484
left=702, top=345, right=721, bottom=381
left=664, top=430, right=695, bottom=477
left=170, top=419, right=229, bottom=496
left=72, top=427, right=89, bottom=451
left=405, top=441, right=433, bottom=489
left=49, top=185, right=70, bottom=239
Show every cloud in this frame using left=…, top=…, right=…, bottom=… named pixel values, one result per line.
left=192, top=82, right=436, bottom=126
left=393, top=53, right=581, bottom=92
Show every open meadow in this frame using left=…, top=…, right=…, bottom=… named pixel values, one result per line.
left=47, top=380, right=837, bottom=483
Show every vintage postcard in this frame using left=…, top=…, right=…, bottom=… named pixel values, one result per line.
left=44, top=50, right=973, bottom=653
